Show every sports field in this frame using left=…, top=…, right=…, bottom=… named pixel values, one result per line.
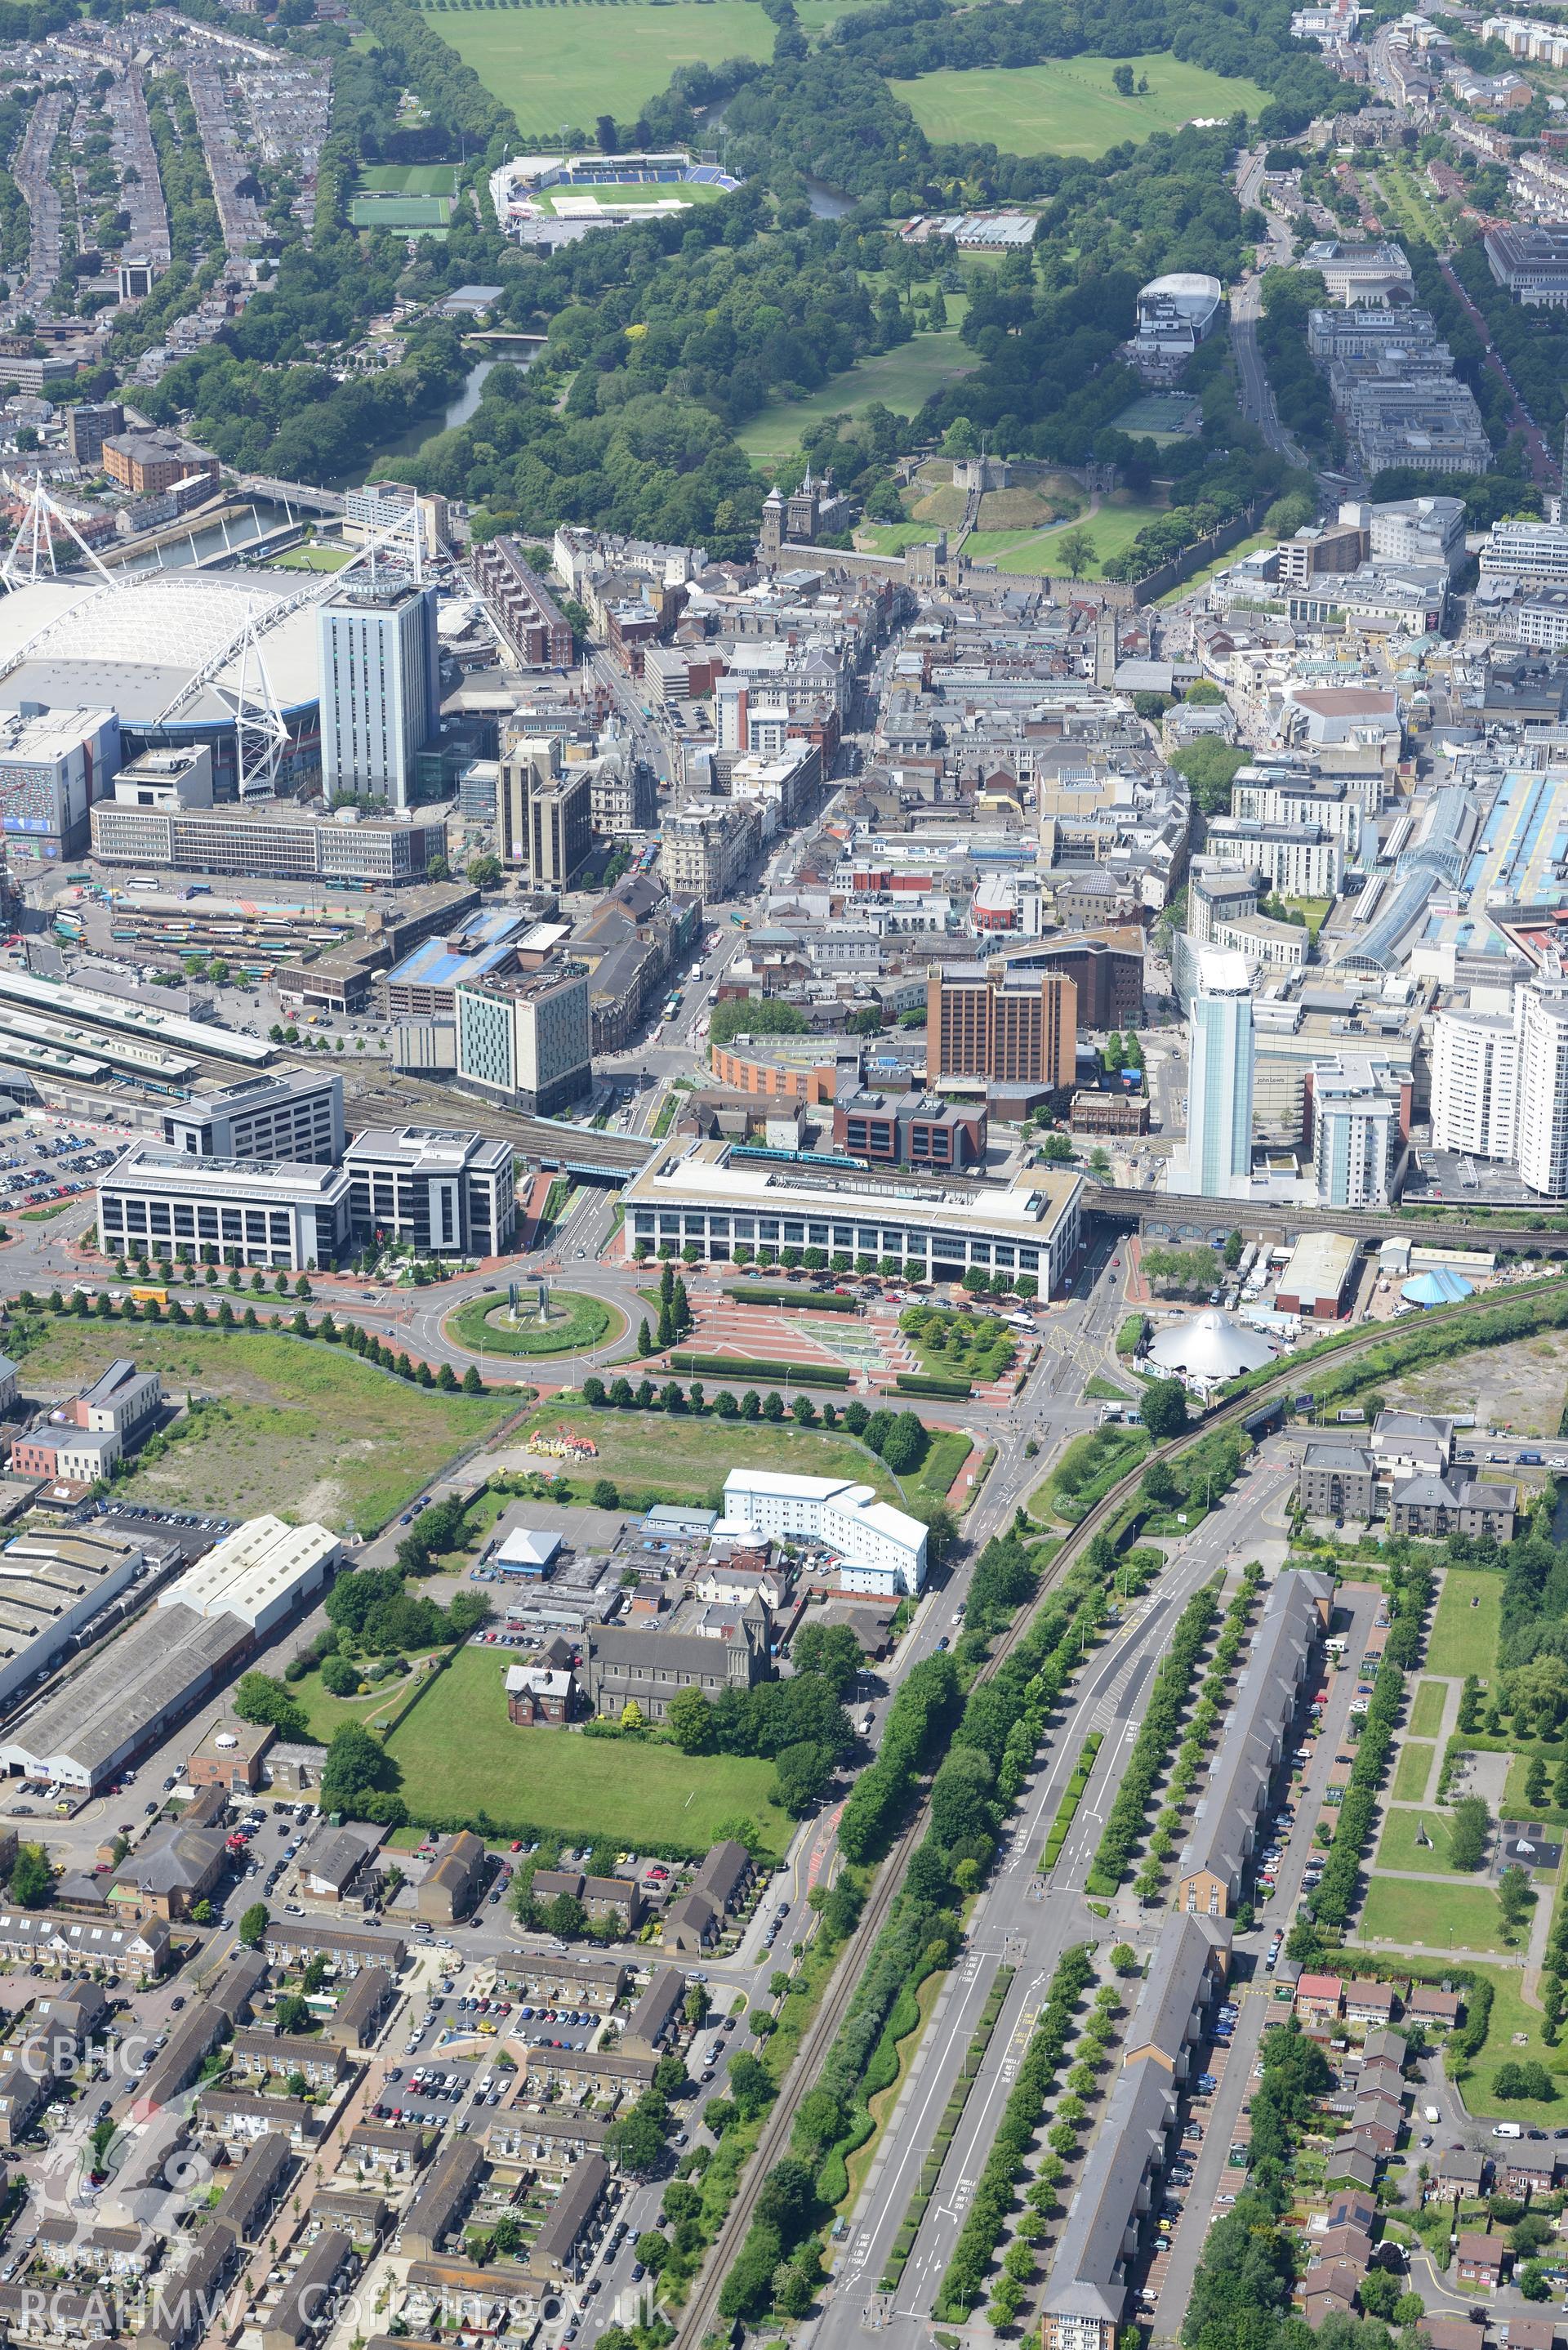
left=385, top=1646, right=795, bottom=1853
left=890, top=52, right=1272, bottom=158
left=271, top=544, right=353, bottom=572
left=350, top=191, right=452, bottom=230
left=1112, top=391, right=1202, bottom=446
left=425, top=0, right=866, bottom=138
left=357, top=164, right=460, bottom=194
left=531, top=179, right=730, bottom=216
left=733, top=331, right=976, bottom=466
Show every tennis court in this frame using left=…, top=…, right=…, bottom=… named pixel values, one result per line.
left=1113, top=392, right=1203, bottom=438
left=349, top=191, right=452, bottom=230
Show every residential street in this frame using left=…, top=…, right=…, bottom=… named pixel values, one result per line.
left=1149, top=1574, right=1382, bottom=2342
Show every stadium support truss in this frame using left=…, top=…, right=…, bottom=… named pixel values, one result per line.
left=0, top=481, right=114, bottom=593
left=0, top=495, right=429, bottom=796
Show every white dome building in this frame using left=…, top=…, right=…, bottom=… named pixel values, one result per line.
left=1147, top=1309, right=1276, bottom=1389
left=1132, top=271, right=1225, bottom=381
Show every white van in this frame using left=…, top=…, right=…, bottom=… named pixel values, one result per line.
left=1493, top=2121, right=1523, bottom=2138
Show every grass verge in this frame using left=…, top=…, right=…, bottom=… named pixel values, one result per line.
left=446, top=1290, right=618, bottom=1358
left=1427, top=1569, right=1503, bottom=1679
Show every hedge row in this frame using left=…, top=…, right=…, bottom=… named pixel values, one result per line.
left=666, top=1351, right=853, bottom=1388
left=933, top=1942, right=1096, bottom=2317
left=1085, top=1580, right=1222, bottom=1896
left=1309, top=1562, right=1434, bottom=1929
left=1040, top=1732, right=1103, bottom=1873
left=726, top=1286, right=858, bottom=1313
left=837, top=1650, right=964, bottom=1866
left=1132, top=1563, right=1263, bottom=1898
left=879, top=1964, right=1016, bottom=2294
left=894, top=1371, right=973, bottom=1399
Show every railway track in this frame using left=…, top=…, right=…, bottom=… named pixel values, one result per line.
left=671, top=1275, right=1551, bottom=2347
left=1091, top=1182, right=1568, bottom=1257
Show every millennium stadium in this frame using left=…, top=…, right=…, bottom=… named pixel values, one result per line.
left=0, top=566, right=324, bottom=796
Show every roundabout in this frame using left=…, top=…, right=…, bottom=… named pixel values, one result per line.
left=443, top=1286, right=626, bottom=1359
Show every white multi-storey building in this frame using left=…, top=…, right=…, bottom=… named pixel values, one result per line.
left=620, top=1141, right=1083, bottom=1297
left=343, top=1126, right=517, bottom=1258
left=1479, top=520, right=1568, bottom=587
left=1430, top=978, right=1568, bottom=1197
left=1430, top=1001, right=1520, bottom=1161
left=318, top=578, right=440, bottom=809
left=97, top=1149, right=353, bottom=1269
left=159, top=1071, right=345, bottom=1166
left=1310, top=1059, right=1402, bottom=1208
left=1229, top=772, right=1362, bottom=854
left=1204, top=821, right=1344, bottom=899
left=1516, top=979, right=1568, bottom=1197
left=721, top=1469, right=927, bottom=1597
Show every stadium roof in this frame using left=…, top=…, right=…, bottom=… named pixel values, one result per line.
left=0, top=569, right=325, bottom=726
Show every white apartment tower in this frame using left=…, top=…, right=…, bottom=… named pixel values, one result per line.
left=1431, top=1002, right=1520, bottom=1162
left=1516, top=977, right=1568, bottom=1197
left=1431, top=974, right=1568, bottom=1197
left=1180, top=948, right=1255, bottom=1195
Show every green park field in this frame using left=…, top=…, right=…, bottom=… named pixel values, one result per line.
left=733, top=331, right=976, bottom=468
left=7, top=1321, right=509, bottom=1532
left=1409, top=1678, right=1447, bottom=1738
left=1459, top=1961, right=1568, bottom=2120
left=1426, top=1568, right=1503, bottom=1679
left=423, top=0, right=866, bottom=137
left=385, top=1646, right=794, bottom=1852
left=1391, top=1741, right=1436, bottom=1804
left=1374, top=1807, right=1465, bottom=1875
left=514, top=1402, right=908, bottom=1508
left=956, top=491, right=1169, bottom=581
left=1358, top=1876, right=1512, bottom=1955
left=890, top=52, right=1272, bottom=158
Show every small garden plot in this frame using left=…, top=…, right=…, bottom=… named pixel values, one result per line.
left=900, top=1304, right=1018, bottom=1384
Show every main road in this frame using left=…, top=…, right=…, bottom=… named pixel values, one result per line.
left=816, top=1460, right=1297, bottom=2350
left=1230, top=147, right=1305, bottom=466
